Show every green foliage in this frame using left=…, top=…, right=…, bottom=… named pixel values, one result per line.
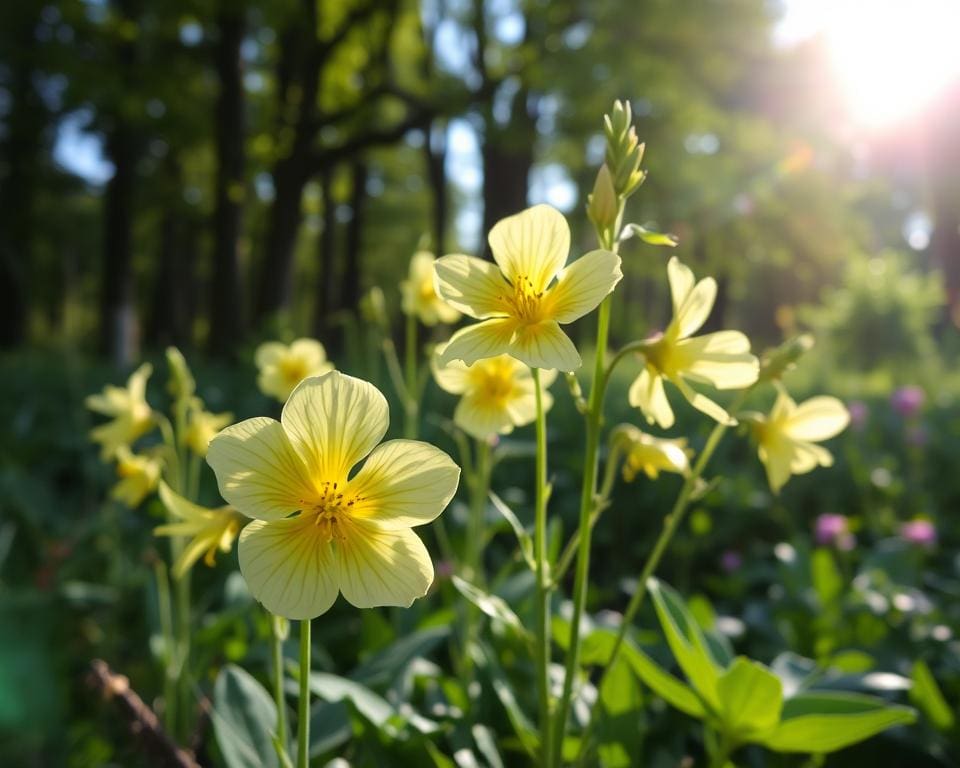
left=212, top=665, right=280, bottom=768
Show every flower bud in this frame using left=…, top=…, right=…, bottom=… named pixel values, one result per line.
left=166, top=346, right=195, bottom=401
left=587, top=164, right=618, bottom=233
left=758, top=334, right=814, bottom=382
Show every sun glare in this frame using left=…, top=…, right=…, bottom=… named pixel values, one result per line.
left=824, top=0, right=960, bottom=128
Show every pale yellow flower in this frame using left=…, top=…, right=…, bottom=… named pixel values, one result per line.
left=629, top=257, right=759, bottom=428
left=111, top=446, right=163, bottom=507
left=432, top=348, right=556, bottom=440
left=86, top=363, right=154, bottom=459
left=753, top=389, right=850, bottom=493
left=434, top=204, right=622, bottom=372
left=206, top=371, right=460, bottom=620
left=185, top=405, right=233, bottom=457
left=617, top=425, right=691, bottom=482
left=255, top=338, right=334, bottom=402
left=401, top=251, right=461, bottom=326
left=154, top=482, right=243, bottom=579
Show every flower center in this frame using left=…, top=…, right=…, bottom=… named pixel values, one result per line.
left=306, top=481, right=359, bottom=543
left=418, top=276, right=436, bottom=301
left=279, top=356, right=308, bottom=384
left=501, top=275, right=544, bottom=323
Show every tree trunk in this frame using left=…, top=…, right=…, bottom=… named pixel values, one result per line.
left=335, top=161, right=369, bottom=354
left=146, top=198, right=191, bottom=349
left=209, top=3, right=247, bottom=357
left=314, top=166, right=339, bottom=339
left=256, top=159, right=308, bottom=321
left=424, top=122, right=448, bottom=255
left=99, top=124, right=137, bottom=365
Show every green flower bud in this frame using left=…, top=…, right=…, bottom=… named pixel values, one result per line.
left=587, top=164, right=619, bottom=233
left=759, top=334, right=815, bottom=382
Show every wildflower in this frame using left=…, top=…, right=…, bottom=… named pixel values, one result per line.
left=890, top=386, right=924, bottom=419
left=154, top=482, right=243, bottom=579
left=400, top=251, right=461, bottom=326
left=720, top=550, right=743, bottom=573
left=847, top=400, right=869, bottom=431
left=814, top=513, right=855, bottom=551
left=85, top=363, right=154, bottom=459
left=111, top=446, right=163, bottom=507
left=207, top=371, right=460, bottom=619
left=615, top=424, right=691, bottom=481
left=185, top=405, right=233, bottom=457
left=900, top=518, right=936, bottom=548
left=255, top=338, right=334, bottom=402
left=432, top=349, right=556, bottom=440
left=628, top=258, right=758, bottom=428
left=751, top=389, right=850, bottom=493
left=434, top=204, right=621, bottom=372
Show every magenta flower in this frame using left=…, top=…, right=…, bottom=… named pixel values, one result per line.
left=814, top=513, right=855, bottom=551
left=890, top=386, right=925, bottom=419
left=720, top=550, right=743, bottom=573
left=900, top=519, right=936, bottom=548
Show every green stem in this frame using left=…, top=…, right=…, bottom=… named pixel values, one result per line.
left=272, top=615, right=289, bottom=757
left=404, top=311, right=419, bottom=439
left=297, top=620, right=311, bottom=768
left=552, top=289, right=614, bottom=763
left=153, top=559, right=177, bottom=735
left=175, top=570, right=192, bottom=738
left=710, top=731, right=735, bottom=768
left=576, top=390, right=751, bottom=765
left=532, top=368, right=553, bottom=767
left=461, top=438, right=492, bottom=681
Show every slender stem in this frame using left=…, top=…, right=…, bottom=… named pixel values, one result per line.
left=272, top=615, right=289, bottom=756
left=576, top=390, right=751, bottom=765
left=466, top=439, right=491, bottom=582
left=552, top=288, right=614, bottom=762
left=297, top=620, right=311, bottom=768
left=153, top=559, right=177, bottom=735
left=175, top=569, right=192, bottom=738
left=404, top=311, right=419, bottom=439
left=532, top=368, right=553, bottom=767
left=710, top=732, right=735, bottom=768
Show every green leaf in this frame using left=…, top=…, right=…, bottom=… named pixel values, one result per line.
left=351, top=626, right=450, bottom=687
left=619, top=222, right=678, bottom=247
left=212, top=665, right=280, bottom=768
left=472, top=723, right=505, bottom=768
left=308, top=700, right=352, bottom=758
left=596, top=655, right=644, bottom=768
left=472, top=641, right=539, bottom=758
left=716, top=657, right=783, bottom=739
left=490, top=492, right=535, bottom=571
left=648, top=578, right=724, bottom=710
left=811, top=548, right=843, bottom=607
left=307, top=672, right=395, bottom=731
left=759, top=692, right=917, bottom=753
left=452, top=575, right=531, bottom=640
left=910, top=660, right=954, bottom=731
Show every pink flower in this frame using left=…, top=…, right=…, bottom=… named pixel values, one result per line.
left=890, top=386, right=925, bottom=419
left=814, top=513, right=855, bottom=551
left=720, top=550, right=743, bottom=573
left=900, top=519, right=936, bottom=548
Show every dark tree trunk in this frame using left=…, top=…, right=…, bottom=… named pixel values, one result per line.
left=481, top=88, right=535, bottom=253
left=146, top=200, right=191, bottom=349
left=209, top=3, right=247, bottom=357
left=424, top=122, right=448, bottom=255
left=99, top=124, right=137, bottom=364
left=314, top=166, right=339, bottom=339
left=335, top=161, right=369, bottom=354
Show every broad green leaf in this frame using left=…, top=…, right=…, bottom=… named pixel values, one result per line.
left=307, top=672, right=394, bottom=730
left=760, top=692, right=916, bottom=753
left=716, top=657, right=783, bottom=738
left=910, top=660, right=954, bottom=731
left=472, top=723, right=505, bottom=768
left=452, top=575, right=531, bottom=640
left=308, top=700, right=351, bottom=758
left=351, top=626, right=450, bottom=687
left=620, top=222, right=679, bottom=247
left=212, top=665, right=280, bottom=768
left=648, top=578, right=723, bottom=710
left=596, top=656, right=644, bottom=768
left=490, top=492, right=535, bottom=570
left=472, top=641, right=539, bottom=758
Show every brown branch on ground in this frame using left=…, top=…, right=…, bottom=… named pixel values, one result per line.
left=87, top=659, right=201, bottom=768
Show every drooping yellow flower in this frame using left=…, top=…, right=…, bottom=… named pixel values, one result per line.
left=401, top=251, right=461, bottom=326
left=85, top=363, right=155, bottom=459
left=111, top=446, right=163, bottom=507
left=154, top=482, right=243, bottom=579
left=752, top=389, right=850, bottom=493
left=434, top=204, right=622, bottom=372
left=206, top=371, right=461, bottom=620
left=432, top=348, right=557, bottom=440
left=616, top=425, right=691, bottom=482
left=255, top=338, right=334, bottom=402
left=185, top=404, right=233, bottom=457
left=629, top=257, right=759, bottom=428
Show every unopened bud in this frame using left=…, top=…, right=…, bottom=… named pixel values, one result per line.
left=587, top=164, right=618, bottom=232
left=759, top=334, right=815, bottom=382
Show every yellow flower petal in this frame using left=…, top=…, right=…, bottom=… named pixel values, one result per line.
left=347, top=439, right=460, bottom=529
left=668, top=258, right=716, bottom=339
left=488, top=204, right=570, bottom=293
left=431, top=348, right=472, bottom=394
left=281, top=372, right=388, bottom=484
left=508, top=321, right=581, bottom=372
left=503, top=386, right=552, bottom=429
left=433, top=254, right=511, bottom=319
left=674, top=377, right=736, bottom=425
left=758, top=436, right=794, bottom=494
left=629, top=367, right=675, bottom=429
left=784, top=396, right=850, bottom=442
left=547, top=249, right=623, bottom=323
left=239, top=518, right=339, bottom=620
left=455, top=395, right=517, bottom=439
left=667, top=257, right=696, bottom=317
left=674, top=332, right=759, bottom=390
left=254, top=341, right=286, bottom=369
left=207, top=417, right=314, bottom=521
left=336, top=520, right=434, bottom=609
left=438, top=318, right=518, bottom=366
